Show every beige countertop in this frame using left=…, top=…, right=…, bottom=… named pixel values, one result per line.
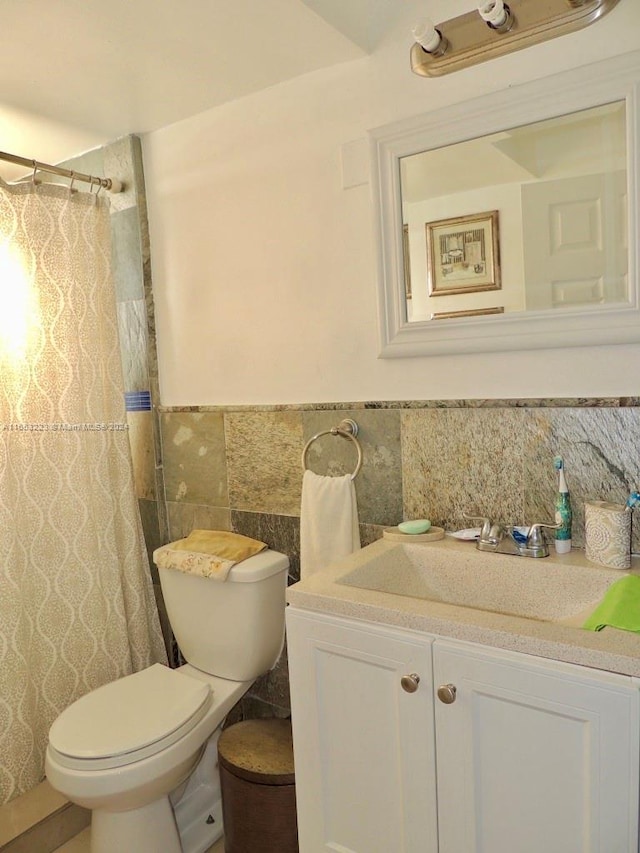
left=286, top=536, right=640, bottom=678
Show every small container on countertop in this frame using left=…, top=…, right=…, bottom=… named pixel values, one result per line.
left=585, top=500, right=631, bottom=569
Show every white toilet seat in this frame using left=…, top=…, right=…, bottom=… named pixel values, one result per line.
left=48, top=664, right=212, bottom=771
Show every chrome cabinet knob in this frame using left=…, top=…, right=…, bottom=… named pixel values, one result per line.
left=401, top=673, right=421, bottom=693
left=437, top=683, right=457, bottom=704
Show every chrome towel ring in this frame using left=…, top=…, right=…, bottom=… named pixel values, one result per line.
left=301, top=418, right=363, bottom=481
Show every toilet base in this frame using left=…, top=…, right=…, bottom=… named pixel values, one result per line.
left=89, top=733, right=225, bottom=853
left=172, top=731, right=224, bottom=852
left=91, top=796, right=181, bottom=853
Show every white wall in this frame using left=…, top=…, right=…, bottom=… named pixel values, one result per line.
left=144, top=0, right=640, bottom=406
left=0, top=104, right=104, bottom=183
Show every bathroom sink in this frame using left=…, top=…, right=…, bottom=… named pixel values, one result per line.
left=336, top=542, right=623, bottom=625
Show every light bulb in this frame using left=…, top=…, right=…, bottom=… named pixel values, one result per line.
left=479, top=0, right=508, bottom=27
left=412, top=18, right=443, bottom=54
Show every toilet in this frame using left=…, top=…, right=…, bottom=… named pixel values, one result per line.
left=45, top=547, right=289, bottom=853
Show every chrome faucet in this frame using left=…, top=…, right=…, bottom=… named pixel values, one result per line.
left=464, top=515, right=560, bottom=558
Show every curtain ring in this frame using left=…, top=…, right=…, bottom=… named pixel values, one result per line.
left=95, top=180, right=102, bottom=198
left=31, top=160, right=38, bottom=184
left=68, top=171, right=76, bottom=193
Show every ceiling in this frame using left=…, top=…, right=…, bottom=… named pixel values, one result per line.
left=0, top=0, right=401, bottom=176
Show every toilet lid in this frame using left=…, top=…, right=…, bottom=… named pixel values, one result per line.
left=49, top=664, right=211, bottom=763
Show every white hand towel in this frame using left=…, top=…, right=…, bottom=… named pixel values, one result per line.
left=300, top=470, right=361, bottom=579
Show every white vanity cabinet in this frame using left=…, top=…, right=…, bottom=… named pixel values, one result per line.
left=433, top=639, right=640, bottom=853
left=286, top=607, right=640, bottom=853
left=286, top=608, right=439, bottom=853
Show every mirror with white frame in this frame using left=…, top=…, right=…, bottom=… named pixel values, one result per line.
left=370, top=51, right=640, bottom=357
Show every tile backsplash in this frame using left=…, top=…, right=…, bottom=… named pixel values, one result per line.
left=160, top=399, right=640, bottom=560
left=155, top=397, right=640, bottom=716
left=402, top=404, right=640, bottom=553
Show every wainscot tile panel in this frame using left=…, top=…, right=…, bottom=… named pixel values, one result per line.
left=230, top=510, right=385, bottom=583
left=245, top=645, right=291, bottom=715
left=231, top=510, right=300, bottom=582
left=161, top=412, right=228, bottom=507
left=400, top=405, right=640, bottom=551
left=127, top=411, right=156, bottom=500
left=522, top=407, right=640, bottom=552
left=229, top=512, right=296, bottom=713
left=302, top=409, right=402, bottom=527
left=117, top=299, right=149, bottom=393
left=138, top=499, right=162, bottom=577
left=239, top=696, right=291, bottom=721
left=144, top=272, right=161, bottom=407
left=153, top=583, right=174, bottom=664
left=166, top=502, right=231, bottom=542
left=110, top=206, right=144, bottom=302
left=401, top=408, right=525, bottom=531
left=225, top=411, right=304, bottom=516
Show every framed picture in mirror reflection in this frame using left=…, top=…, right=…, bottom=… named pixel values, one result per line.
left=402, top=224, right=412, bottom=300
left=426, top=210, right=501, bottom=297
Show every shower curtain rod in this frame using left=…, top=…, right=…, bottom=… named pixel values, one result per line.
left=0, top=149, right=123, bottom=193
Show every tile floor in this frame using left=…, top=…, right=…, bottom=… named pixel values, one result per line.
left=0, top=782, right=66, bottom=846
left=55, top=829, right=225, bottom=852
left=0, top=780, right=89, bottom=853
left=2, top=780, right=226, bottom=853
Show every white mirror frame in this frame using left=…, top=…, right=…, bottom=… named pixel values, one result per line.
left=371, top=51, right=640, bottom=358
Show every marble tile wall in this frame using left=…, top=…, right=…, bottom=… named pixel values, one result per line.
left=158, top=398, right=640, bottom=716
left=160, top=408, right=406, bottom=576
left=401, top=404, right=640, bottom=553
left=161, top=402, right=640, bottom=553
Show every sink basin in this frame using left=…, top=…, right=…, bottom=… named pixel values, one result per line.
left=337, top=542, right=624, bottom=625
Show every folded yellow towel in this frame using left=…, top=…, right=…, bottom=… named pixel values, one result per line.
left=583, top=575, right=640, bottom=633
left=153, top=530, right=267, bottom=581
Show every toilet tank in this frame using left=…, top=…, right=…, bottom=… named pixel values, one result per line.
left=157, top=549, right=289, bottom=682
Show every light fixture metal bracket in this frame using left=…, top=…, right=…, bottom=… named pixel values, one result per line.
left=411, top=0, right=620, bottom=77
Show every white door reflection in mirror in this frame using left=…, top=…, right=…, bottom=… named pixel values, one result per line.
left=522, top=170, right=627, bottom=310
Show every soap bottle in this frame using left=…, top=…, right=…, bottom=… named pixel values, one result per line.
left=553, top=456, right=572, bottom=554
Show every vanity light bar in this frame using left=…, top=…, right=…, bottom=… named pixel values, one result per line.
left=411, top=0, right=619, bottom=77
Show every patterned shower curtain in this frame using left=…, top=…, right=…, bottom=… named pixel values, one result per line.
left=0, top=179, right=167, bottom=805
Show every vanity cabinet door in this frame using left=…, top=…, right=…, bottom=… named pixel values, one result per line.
left=286, top=608, right=438, bottom=853
left=433, top=639, right=640, bottom=853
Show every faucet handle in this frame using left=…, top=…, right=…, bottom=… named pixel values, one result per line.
left=463, top=513, right=492, bottom=540
left=526, top=521, right=560, bottom=548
